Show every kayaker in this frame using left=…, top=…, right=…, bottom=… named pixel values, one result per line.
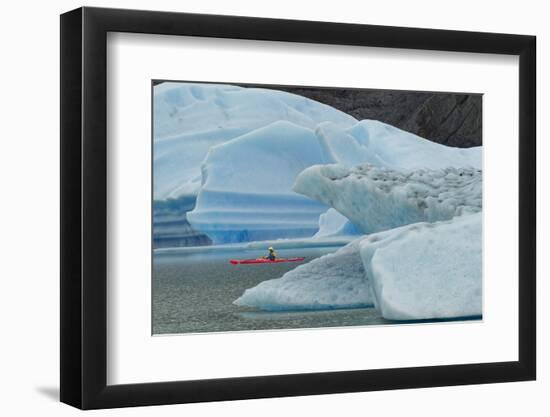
left=264, top=247, right=278, bottom=261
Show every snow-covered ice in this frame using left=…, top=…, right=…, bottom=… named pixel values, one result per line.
left=294, top=164, right=481, bottom=234
left=234, top=241, right=373, bottom=311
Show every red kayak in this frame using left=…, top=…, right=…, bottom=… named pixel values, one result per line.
left=229, top=257, right=305, bottom=265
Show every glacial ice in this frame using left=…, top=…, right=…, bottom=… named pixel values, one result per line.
left=236, top=213, right=482, bottom=318
left=236, top=163, right=482, bottom=320
left=294, top=164, right=482, bottom=234
left=360, top=213, right=482, bottom=320
left=234, top=241, right=373, bottom=311
left=186, top=121, right=330, bottom=244
left=154, top=82, right=356, bottom=200
left=186, top=116, right=481, bottom=243
left=156, top=82, right=484, bottom=320
left=155, top=83, right=482, bottom=245
left=153, top=196, right=211, bottom=248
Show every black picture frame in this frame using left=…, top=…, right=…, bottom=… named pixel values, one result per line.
left=60, top=6, right=536, bottom=410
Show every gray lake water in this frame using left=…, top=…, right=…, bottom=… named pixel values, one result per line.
left=152, top=246, right=391, bottom=335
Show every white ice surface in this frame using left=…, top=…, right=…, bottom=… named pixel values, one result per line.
left=360, top=213, right=482, bottom=320
left=294, top=164, right=481, bottom=234
left=236, top=213, right=482, bottom=319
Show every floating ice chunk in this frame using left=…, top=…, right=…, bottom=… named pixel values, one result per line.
left=359, top=213, right=482, bottom=320
left=234, top=241, right=373, bottom=311
left=294, top=164, right=481, bottom=234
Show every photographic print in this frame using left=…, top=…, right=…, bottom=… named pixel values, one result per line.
left=152, top=81, right=482, bottom=335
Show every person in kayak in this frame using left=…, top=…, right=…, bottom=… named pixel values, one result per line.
left=264, top=247, right=278, bottom=261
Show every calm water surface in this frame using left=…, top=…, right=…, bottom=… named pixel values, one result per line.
left=153, top=246, right=391, bottom=334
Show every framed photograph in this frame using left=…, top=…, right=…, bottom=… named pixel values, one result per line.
left=60, top=7, right=536, bottom=409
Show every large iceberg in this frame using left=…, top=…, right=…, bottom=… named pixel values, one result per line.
left=235, top=213, right=481, bottom=319
left=155, top=83, right=482, bottom=245
left=154, top=82, right=357, bottom=245
left=186, top=121, right=330, bottom=243
left=154, top=82, right=356, bottom=200
left=236, top=164, right=482, bottom=320
left=185, top=120, right=480, bottom=244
